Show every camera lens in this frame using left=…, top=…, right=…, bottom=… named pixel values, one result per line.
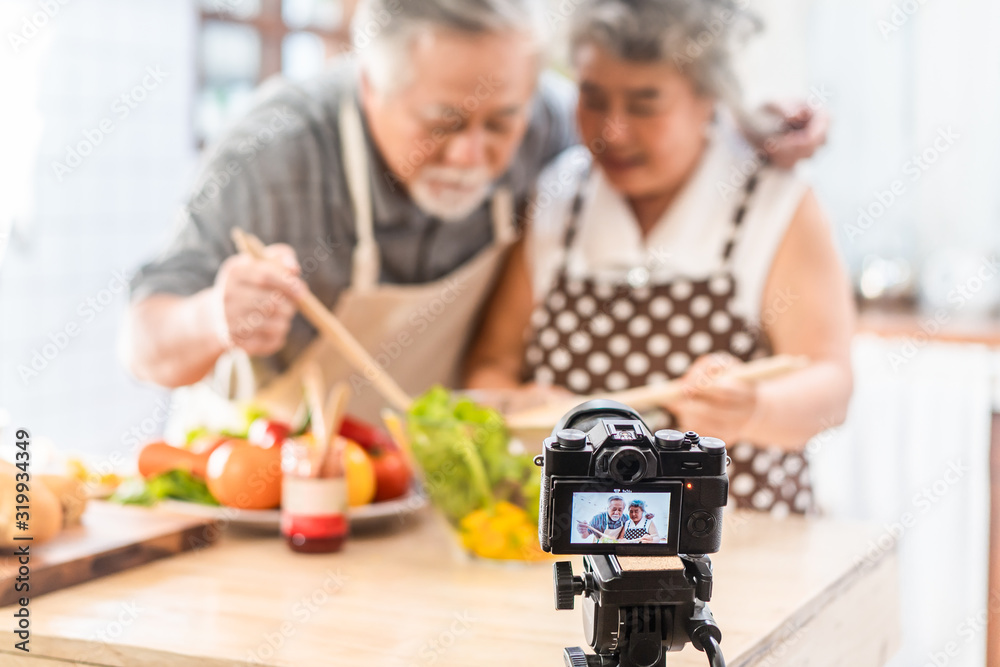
left=608, top=447, right=647, bottom=484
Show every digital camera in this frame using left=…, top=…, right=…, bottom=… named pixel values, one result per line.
left=536, top=400, right=728, bottom=557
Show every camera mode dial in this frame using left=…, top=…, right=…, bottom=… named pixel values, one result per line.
left=555, top=429, right=588, bottom=450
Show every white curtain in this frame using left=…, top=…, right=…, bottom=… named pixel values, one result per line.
left=735, top=4, right=1000, bottom=658
left=811, top=336, right=994, bottom=666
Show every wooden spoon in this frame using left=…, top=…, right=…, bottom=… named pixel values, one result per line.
left=231, top=228, right=413, bottom=413
left=505, top=354, right=809, bottom=430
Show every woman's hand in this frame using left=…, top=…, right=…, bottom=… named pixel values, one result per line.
left=661, top=353, right=758, bottom=444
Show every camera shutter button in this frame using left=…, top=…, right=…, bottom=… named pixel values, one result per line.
left=687, top=510, right=716, bottom=538
left=556, top=429, right=587, bottom=450
left=698, top=437, right=726, bottom=454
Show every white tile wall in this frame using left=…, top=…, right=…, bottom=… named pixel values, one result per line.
left=1, top=0, right=200, bottom=462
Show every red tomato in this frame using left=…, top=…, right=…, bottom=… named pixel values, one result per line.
left=206, top=439, right=282, bottom=509
left=338, top=416, right=398, bottom=453
left=247, top=419, right=291, bottom=449
left=371, top=450, right=411, bottom=502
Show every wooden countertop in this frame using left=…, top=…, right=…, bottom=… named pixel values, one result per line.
left=0, top=504, right=899, bottom=667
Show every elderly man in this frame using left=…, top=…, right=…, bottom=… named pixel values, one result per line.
left=577, top=495, right=627, bottom=541
left=125, top=0, right=826, bottom=415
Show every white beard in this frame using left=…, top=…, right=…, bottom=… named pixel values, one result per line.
left=408, top=166, right=494, bottom=223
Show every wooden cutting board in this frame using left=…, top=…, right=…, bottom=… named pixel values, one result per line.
left=0, top=501, right=219, bottom=606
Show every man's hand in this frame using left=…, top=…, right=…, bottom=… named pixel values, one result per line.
left=748, top=101, right=830, bottom=169
left=661, top=352, right=758, bottom=444
left=576, top=521, right=593, bottom=539
left=213, top=243, right=306, bottom=357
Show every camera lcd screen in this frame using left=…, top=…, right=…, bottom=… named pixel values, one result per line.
left=571, top=491, right=672, bottom=545
left=546, top=480, right=683, bottom=555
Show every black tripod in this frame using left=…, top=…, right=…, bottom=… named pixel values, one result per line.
left=553, top=554, right=725, bottom=667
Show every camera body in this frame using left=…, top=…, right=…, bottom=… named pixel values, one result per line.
left=537, top=400, right=728, bottom=557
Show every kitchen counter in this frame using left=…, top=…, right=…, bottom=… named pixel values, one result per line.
left=0, top=504, right=899, bottom=666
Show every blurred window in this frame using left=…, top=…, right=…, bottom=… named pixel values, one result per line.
left=196, top=0, right=355, bottom=144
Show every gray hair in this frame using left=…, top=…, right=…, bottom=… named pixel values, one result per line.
left=568, top=0, right=761, bottom=115
left=352, top=0, right=547, bottom=94
left=607, top=495, right=625, bottom=506
left=628, top=499, right=646, bottom=511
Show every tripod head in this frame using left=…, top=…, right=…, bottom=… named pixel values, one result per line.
left=554, top=554, right=725, bottom=667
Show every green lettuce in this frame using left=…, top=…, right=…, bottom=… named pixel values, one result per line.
left=407, top=386, right=540, bottom=526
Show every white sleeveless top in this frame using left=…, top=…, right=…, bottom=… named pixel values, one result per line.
left=526, top=122, right=809, bottom=326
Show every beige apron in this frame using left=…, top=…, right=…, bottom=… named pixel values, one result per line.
left=253, top=99, right=517, bottom=422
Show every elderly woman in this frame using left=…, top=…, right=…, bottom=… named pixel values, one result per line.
left=617, top=500, right=660, bottom=543
left=465, top=0, right=854, bottom=516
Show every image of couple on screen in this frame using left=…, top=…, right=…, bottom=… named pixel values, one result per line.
left=575, top=494, right=663, bottom=544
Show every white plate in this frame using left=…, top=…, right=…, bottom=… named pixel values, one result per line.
left=157, top=488, right=426, bottom=530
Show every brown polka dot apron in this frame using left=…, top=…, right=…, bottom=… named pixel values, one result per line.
left=621, top=517, right=652, bottom=541
left=522, top=170, right=813, bottom=516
